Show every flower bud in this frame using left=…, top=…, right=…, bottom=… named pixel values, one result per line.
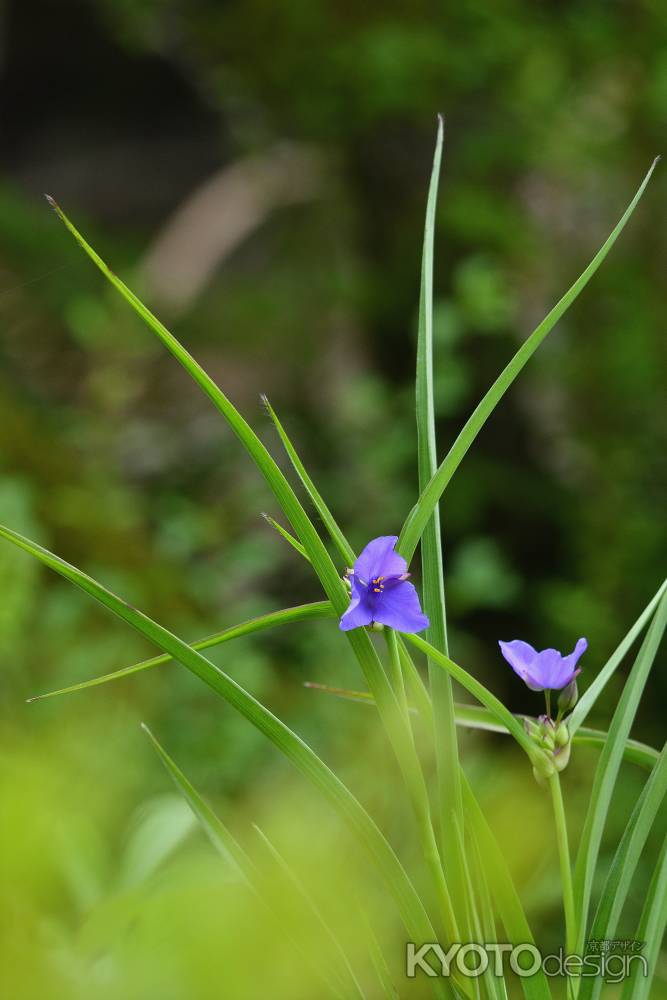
left=530, top=747, right=556, bottom=781
left=553, top=741, right=571, bottom=772
left=524, top=718, right=541, bottom=739
left=558, top=677, right=579, bottom=714
left=370, top=621, right=385, bottom=632
left=555, top=723, right=569, bottom=748
left=532, top=766, right=549, bottom=788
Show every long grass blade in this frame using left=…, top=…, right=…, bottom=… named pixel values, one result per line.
left=144, top=724, right=349, bottom=999
left=572, top=592, right=667, bottom=955
left=304, top=685, right=659, bottom=771
left=46, top=195, right=350, bottom=612
left=29, top=601, right=335, bottom=701
left=415, top=116, right=465, bottom=906
left=253, top=824, right=366, bottom=999
left=398, top=158, right=660, bottom=563
left=569, top=578, right=667, bottom=736
left=262, top=512, right=311, bottom=562
left=359, top=901, right=401, bottom=1000
left=262, top=396, right=355, bottom=566
left=454, top=817, right=498, bottom=1000
left=403, top=633, right=547, bottom=765
left=462, top=774, right=552, bottom=1000
left=142, top=723, right=258, bottom=880
left=578, top=743, right=667, bottom=1000
left=0, top=522, right=446, bottom=978
left=47, top=196, right=460, bottom=965
left=619, top=834, right=667, bottom=1000
left=467, top=824, right=509, bottom=1000
left=572, top=729, right=658, bottom=772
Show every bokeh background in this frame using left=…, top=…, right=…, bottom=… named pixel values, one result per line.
left=1, top=1, right=665, bottom=997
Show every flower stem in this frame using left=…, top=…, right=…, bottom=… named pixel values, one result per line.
left=385, top=630, right=409, bottom=722
left=549, top=772, right=577, bottom=996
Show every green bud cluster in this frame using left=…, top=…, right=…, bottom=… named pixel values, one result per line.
left=525, top=715, right=572, bottom=783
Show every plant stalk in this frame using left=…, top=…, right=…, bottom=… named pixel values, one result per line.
left=549, top=772, right=578, bottom=998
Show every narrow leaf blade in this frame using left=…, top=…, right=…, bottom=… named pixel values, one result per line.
left=29, top=601, right=335, bottom=702
left=578, top=743, right=667, bottom=1000
left=569, top=578, right=667, bottom=736
left=0, top=522, right=441, bottom=956
left=403, top=632, right=543, bottom=762
left=262, top=396, right=355, bottom=566
left=415, top=117, right=465, bottom=906
left=462, top=774, right=552, bottom=1000
left=142, top=723, right=256, bottom=880
left=572, top=592, right=667, bottom=954
left=398, top=159, right=660, bottom=562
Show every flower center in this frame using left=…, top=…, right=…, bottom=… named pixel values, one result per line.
left=371, top=576, right=385, bottom=593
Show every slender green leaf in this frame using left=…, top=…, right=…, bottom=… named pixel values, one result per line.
left=304, top=685, right=659, bottom=771
left=569, top=578, right=667, bottom=736
left=385, top=628, right=409, bottom=723
left=253, top=824, right=366, bottom=999
left=572, top=729, right=658, bottom=772
left=467, top=824, right=509, bottom=1000
left=572, top=592, right=667, bottom=955
left=462, top=774, right=552, bottom=1000
left=450, top=706, right=658, bottom=772
left=398, top=639, right=436, bottom=731
left=620, top=834, right=667, bottom=1000
left=578, top=743, right=667, bottom=1000
left=142, top=723, right=257, bottom=881
left=29, top=601, right=335, bottom=701
left=359, top=900, right=401, bottom=1000
left=415, top=115, right=465, bottom=900
left=262, top=512, right=311, bottom=562
left=46, top=196, right=350, bottom=613
left=454, top=817, right=497, bottom=1000
left=403, top=633, right=546, bottom=765
left=0, top=522, right=446, bottom=976
left=47, top=196, right=460, bottom=966
left=398, top=158, right=660, bottom=562
left=262, top=396, right=355, bottom=566
left=144, top=724, right=348, bottom=999
left=548, top=772, right=577, bottom=967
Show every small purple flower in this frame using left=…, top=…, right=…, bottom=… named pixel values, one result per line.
left=339, top=535, right=429, bottom=634
left=499, top=637, right=587, bottom=692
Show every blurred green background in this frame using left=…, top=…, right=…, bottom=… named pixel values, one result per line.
left=1, top=1, right=665, bottom=996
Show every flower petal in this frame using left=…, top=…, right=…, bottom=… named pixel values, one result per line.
left=545, top=637, right=588, bottom=689
left=339, top=579, right=374, bottom=631
left=353, top=535, right=406, bottom=583
left=567, top=636, right=588, bottom=667
left=371, top=580, right=429, bottom=633
left=499, top=639, right=541, bottom=687
left=533, top=648, right=567, bottom=689
left=339, top=594, right=374, bottom=631
left=499, top=637, right=588, bottom=691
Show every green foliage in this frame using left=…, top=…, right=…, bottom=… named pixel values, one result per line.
left=2, top=7, right=667, bottom=993
left=2, top=143, right=664, bottom=999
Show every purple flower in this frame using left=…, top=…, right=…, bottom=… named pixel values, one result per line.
left=499, top=637, right=587, bottom=692
left=339, top=535, right=429, bottom=634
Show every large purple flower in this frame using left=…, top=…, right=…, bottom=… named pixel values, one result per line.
left=499, top=637, right=587, bottom=692
left=339, top=535, right=429, bottom=634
